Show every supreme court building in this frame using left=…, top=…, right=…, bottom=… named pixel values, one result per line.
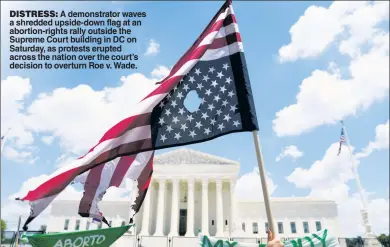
left=47, top=148, right=340, bottom=246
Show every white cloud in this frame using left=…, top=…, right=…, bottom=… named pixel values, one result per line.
left=278, top=1, right=389, bottom=62
left=286, top=143, right=355, bottom=192
left=276, top=145, right=303, bottom=162
left=235, top=167, right=277, bottom=201
left=286, top=142, right=389, bottom=236
left=1, top=76, right=34, bottom=147
left=3, top=147, right=38, bottom=165
left=22, top=71, right=160, bottom=155
left=273, top=2, right=389, bottom=136
left=273, top=35, right=389, bottom=136
left=1, top=68, right=166, bottom=157
left=41, top=136, right=55, bottom=145
left=150, top=65, right=170, bottom=80
left=356, top=120, right=389, bottom=158
left=144, top=39, right=160, bottom=56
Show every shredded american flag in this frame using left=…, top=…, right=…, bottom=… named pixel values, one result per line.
left=17, top=0, right=259, bottom=230
left=337, top=127, right=345, bottom=156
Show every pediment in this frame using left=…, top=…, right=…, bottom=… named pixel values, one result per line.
left=154, top=148, right=239, bottom=165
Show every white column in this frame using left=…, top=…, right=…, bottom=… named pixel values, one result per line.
left=201, top=179, right=209, bottom=235
left=230, top=180, right=237, bottom=235
left=154, top=179, right=166, bottom=236
left=140, top=182, right=151, bottom=235
left=186, top=178, right=195, bottom=237
left=215, top=179, right=224, bottom=236
left=169, top=179, right=180, bottom=236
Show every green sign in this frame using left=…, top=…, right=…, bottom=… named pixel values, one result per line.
left=198, top=229, right=340, bottom=247
left=27, top=224, right=132, bottom=247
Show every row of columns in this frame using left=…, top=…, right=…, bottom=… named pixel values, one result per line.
left=138, top=178, right=237, bottom=237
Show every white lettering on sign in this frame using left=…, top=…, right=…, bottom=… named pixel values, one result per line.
left=52, top=235, right=106, bottom=247
left=73, top=237, right=83, bottom=247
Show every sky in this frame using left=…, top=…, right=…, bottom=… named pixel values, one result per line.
left=1, top=0, right=389, bottom=237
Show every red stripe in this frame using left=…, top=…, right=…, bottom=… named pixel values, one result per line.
left=78, top=113, right=151, bottom=159
left=141, top=157, right=153, bottom=191
left=209, top=32, right=241, bottom=50
left=22, top=167, right=81, bottom=201
left=143, top=31, right=229, bottom=100
left=142, top=175, right=152, bottom=191
left=131, top=153, right=154, bottom=213
left=231, top=14, right=237, bottom=24
left=78, top=164, right=105, bottom=214
left=109, top=155, right=136, bottom=187
left=22, top=139, right=152, bottom=201
left=160, top=9, right=232, bottom=83
left=164, top=18, right=226, bottom=78
left=143, top=14, right=231, bottom=100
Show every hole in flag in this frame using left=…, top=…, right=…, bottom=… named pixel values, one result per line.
left=184, top=90, right=202, bottom=113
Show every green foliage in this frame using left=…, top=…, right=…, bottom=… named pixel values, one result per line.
left=377, top=234, right=390, bottom=247
left=1, top=218, right=6, bottom=239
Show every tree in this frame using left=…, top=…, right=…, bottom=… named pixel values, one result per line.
left=1, top=218, right=6, bottom=239
left=377, top=234, right=390, bottom=247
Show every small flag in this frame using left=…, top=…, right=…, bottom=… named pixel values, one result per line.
left=337, top=127, right=345, bottom=156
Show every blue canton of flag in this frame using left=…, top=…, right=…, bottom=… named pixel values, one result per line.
left=150, top=53, right=258, bottom=148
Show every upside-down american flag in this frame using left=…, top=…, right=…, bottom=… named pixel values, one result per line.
left=17, top=0, right=259, bottom=230
left=337, top=127, right=345, bottom=156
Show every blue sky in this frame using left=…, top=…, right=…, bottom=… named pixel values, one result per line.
left=1, top=1, right=389, bottom=235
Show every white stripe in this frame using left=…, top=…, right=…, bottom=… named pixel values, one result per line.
left=170, top=59, right=199, bottom=79
left=229, top=3, right=235, bottom=15
left=198, top=23, right=240, bottom=48
left=57, top=125, right=151, bottom=174
left=22, top=125, right=153, bottom=199
left=87, top=157, right=121, bottom=216
left=198, top=7, right=238, bottom=48
left=131, top=93, right=167, bottom=116
left=200, top=42, right=244, bottom=61
left=125, top=151, right=153, bottom=180
left=198, top=31, right=220, bottom=48
left=165, top=42, right=244, bottom=81
left=164, top=7, right=232, bottom=82
left=215, top=23, right=240, bottom=39
left=215, top=6, right=230, bottom=22
left=30, top=195, right=57, bottom=217
left=85, top=151, right=151, bottom=216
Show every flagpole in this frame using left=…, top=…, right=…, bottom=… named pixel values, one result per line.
left=341, top=121, right=373, bottom=237
left=14, top=215, right=21, bottom=247
left=252, top=131, right=276, bottom=237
